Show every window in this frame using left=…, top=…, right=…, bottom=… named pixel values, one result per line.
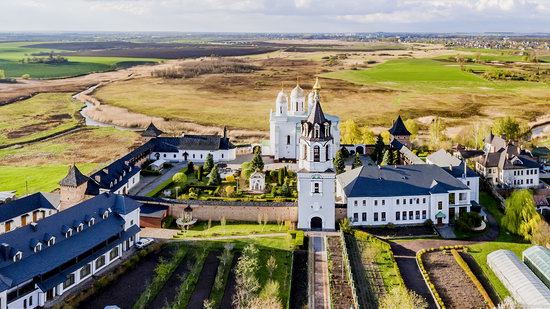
left=163, top=154, right=166, bottom=158
left=423, top=198, right=426, bottom=204
left=65, top=229, right=73, bottom=238
left=88, top=218, right=95, bottom=227
left=286, top=135, right=291, bottom=145
left=381, top=212, right=386, bottom=222
left=374, top=213, right=379, bottom=222
left=353, top=213, right=358, bottom=222
left=396, top=212, right=401, bottom=221
left=449, top=193, right=455, bottom=204
left=396, top=199, right=400, bottom=205
left=415, top=211, right=420, bottom=220
left=102, top=211, right=109, bottom=219
left=314, top=124, right=320, bottom=138
left=63, top=273, right=75, bottom=289
left=80, top=263, right=91, bottom=278
left=422, top=210, right=427, bottom=220
left=76, top=223, right=83, bottom=233
left=324, top=123, right=330, bottom=137
left=459, top=193, right=467, bottom=202
left=362, top=213, right=367, bottom=221
left=313, top=146, right=320, bottom=162
left=13, top=251, right=22, bottom=262
left=374, top=200, right=378, bottom=206
left=403, top=199, right=406, bottom=205
left=313, top=183, right=320, bottom=194
left=409, top=211, right=413, bottom=220
left=96, top=255, right=106, bottom=269
left=362, top=200, right=366, bottom=206
left=34, top=243, right=42, bottom=253
left=48, top=237, right=55, bottom=246
left=438, top=201, right=443, bottom=210
left=354, top=200, right=358, bottom=206
left=110, top=247, right=119, bottom=260
left=325, top=145, right=330, bottom=161
left=409, top=198, right=413, bottom=204
left=382, top=200, right=385, bottom=206
left=402, top=211, right=407, bottom=220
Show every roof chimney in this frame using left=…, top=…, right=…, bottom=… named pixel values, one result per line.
left=103, top=168, right=109, bottom=174
left=0, top=243, right=10, bottom=260
left=30, top=222, right=38, bottom=232
left=95, top=175, right=101, bottom=182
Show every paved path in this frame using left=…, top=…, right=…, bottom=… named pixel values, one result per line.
left=309, top=235, right=330, bottom=309
left=130, top=162, right=187, bottom=196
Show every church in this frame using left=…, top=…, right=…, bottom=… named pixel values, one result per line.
left=264, top=78, right=340, bottom=162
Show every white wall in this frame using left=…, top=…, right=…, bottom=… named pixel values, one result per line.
left=347, top=195, right=432, bottom=226
left=502, top=168, right=539, bottom=188
left=297, top=172, right=336, bottom=230
left=150, top=149, right=236, bottom=163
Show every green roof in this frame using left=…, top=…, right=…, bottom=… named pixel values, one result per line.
left=435, top=211, right=446, bottom=219
left=523, top=245, right=550, bottom=289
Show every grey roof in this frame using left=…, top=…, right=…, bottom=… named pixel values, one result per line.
left=446, top=162, right=478, bottom=178
left=0, top=192, right=58, bottom=223
left=388, top=115, right=411, bottom=136
left=140, top=204, right=168, bottom=218
left=477, top=144, right=539, bottom=170
left=337, top=164, right=470, bottom=198
left=426, top=149, right=462, bottom=167
left=0, top=193, right=140, bottom=291
left=141, top=122, right=163, bottom=137
left=301, top=94, right=332, bottom=142
left=58, top=165, right=89, bottom=187
left=153, top=135, right=235, bottom=152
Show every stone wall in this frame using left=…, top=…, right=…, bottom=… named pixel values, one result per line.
left=170, top=203, right=298, bottom=223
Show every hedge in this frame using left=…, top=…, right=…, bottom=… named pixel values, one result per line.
left=451, top=249, right=495, bottom=308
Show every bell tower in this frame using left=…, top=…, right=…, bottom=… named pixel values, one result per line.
left=297, top=80, right=336, bottom=230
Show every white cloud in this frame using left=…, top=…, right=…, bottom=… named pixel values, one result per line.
left=294, top=0, right=313, bottom=9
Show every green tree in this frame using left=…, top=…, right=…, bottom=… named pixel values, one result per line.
left=233, top=244, right=260, bottom=308
left=429, top=117, right=446, bottom=150
left=197, top=165, right=204, bottom=182
left=204, top=153, right=214, bottom=173
left=277, top=168, right=285, bottom=185
left=361, top=126, right=376, bottom=144
left=334, top=150, right=346, bottom=174
left=340, top=146, right=350, bottom=158
left=352, top=152, right=363, bottom=169
left=404, top=119, right=419, bottom=141
left=0, top=70, right=5, bottom=80
left=186, top=161, right=194, bottom=174
left=381, top=150, right=390, bottom=166
left=493, top=116, right=528, bottom=141
left=502, top=189, right=541, bottom=241
left=250, top=152, right=264, bottom=171
left=172, top=172, right=186, bottom=184
left=373, top=135, right=385, bottom=164
left=207, top=165, right=221, bottom=186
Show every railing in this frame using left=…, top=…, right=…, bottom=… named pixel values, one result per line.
left=339, top=232, right=360, bottom=309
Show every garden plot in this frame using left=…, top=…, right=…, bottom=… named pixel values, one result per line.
left=78, top=245, right=175, bottom=309
left=187, top=251, right=222, bottom=309
left=327, top=236, right=355, bottom=309
left=148, top=254, right=195, bottom=308
left=289, top=243, right=308, bottom=309
left=422, top=250, right=488, bottom=309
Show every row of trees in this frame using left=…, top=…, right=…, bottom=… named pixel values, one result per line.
left=340, top=119, right=419, bottom=145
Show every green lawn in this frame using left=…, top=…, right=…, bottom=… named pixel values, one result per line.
left=0, top=164, right=96, bottom=196
left=321, top=58, right=543, bottom=91
left=173, top=221, right=289, bottom=238
left=0, top=42, right=158, bottom=79
left=0, top=93, right=83, bottom=145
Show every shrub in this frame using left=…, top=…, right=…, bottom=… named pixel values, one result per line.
left=339, top=217, right=352, bottom=234
left=162, top=215, right=175, bottom=228
left=455, top=212, right=482, bottom=231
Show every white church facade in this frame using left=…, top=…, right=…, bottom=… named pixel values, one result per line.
left=264, top=78, right=340, bottom=162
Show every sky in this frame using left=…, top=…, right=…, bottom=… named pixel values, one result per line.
left=1, top=0, right=550, bottom=33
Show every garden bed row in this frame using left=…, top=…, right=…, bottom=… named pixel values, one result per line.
left=327, top=236, right=356, bottom=309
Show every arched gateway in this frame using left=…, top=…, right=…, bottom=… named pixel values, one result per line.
left=310, top=217, right=323, bottom=230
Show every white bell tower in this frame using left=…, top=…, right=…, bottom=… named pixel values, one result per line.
left=297, top=79, right=336, bottom=230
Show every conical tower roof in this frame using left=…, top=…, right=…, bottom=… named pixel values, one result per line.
left=59, top=164, right=89, bottom=187
left=388, top=115, right=411, bottom=136
left=142, top=122, right=163, bottom=137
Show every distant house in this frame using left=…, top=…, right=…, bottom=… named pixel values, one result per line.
left=0, top=193, right=59, bottom=234
left=0, top=193, right=140, bottom=308
left=532, top=147, right=550, bottom=171
left=249, top=171, right=266, bottom=192
left=475, top=134, right=539, bottom=188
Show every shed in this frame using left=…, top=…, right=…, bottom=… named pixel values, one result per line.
left=149, top=159, right=167, bottom=171
left=139, top=204, right=168, bottom=228
left=487, top=249, right=550, bottom=308
left=523, top=245, right=550, bottom=289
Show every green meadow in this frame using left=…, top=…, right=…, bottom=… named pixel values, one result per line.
left=0, top=42, right=158, bottom=79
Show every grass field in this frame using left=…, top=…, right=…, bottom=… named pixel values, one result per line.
left=0, top=93, right=83, bottom=145
left=0, top=42, right=158, bottom=79
left=0, top=127, right=141, bottom=196
left=93, top=56, right=550, bottom=132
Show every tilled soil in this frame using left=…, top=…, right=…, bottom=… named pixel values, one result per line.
left=79, top=246, right=175, bottom=309
left=220, top=252, right=241, bottom=309
left=423, top=250, right=487, bottom=309
left=148, top=255, right=195, bottom=308
left=327, top=237, right=354, bottom=309
left=187, top=251, right=222, bottom=309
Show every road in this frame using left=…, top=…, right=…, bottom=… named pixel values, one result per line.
left=130, top=162, right=187, bottom=196
left=309, top=235, right=331, bottom=309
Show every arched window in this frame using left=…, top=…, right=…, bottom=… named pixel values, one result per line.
left=302, top=144, right=307, bottom=160
left=313, top=146, right=320, bottom=162
left=326, top=145, right=330, bottom=161
left=314, top=124, right=320, bottom=138
left=324, top=123, right=330, bottom=137
left=302, top=123, right=308, bottom=135
left=296, top=102, right=298, bottom=111
left=287, top=135, right=291, bottom=145
left=280, top=106, right=283, bottom=114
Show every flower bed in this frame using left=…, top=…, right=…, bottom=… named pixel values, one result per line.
left=417, top=246, right=491, bottom=309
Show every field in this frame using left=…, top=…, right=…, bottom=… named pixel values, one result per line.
left=0, top=93, right=83, bottom=145
left=92, top=52, right=550, bottom=136
left=0, top=42, right=158, bottom=79
left=0, top=127, right=141, bottom=195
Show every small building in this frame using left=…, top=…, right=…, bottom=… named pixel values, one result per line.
left=149, top=159, right=167, bottom=171
left=488, top=249, right=550, bottom=308
left=249, top=171, right=266, bottom=192
left=336, top=164, right=473, bottom=226
left=523, top=245, right=550, bottom=289
left=0, top=193, right=59, bottom=234
left=139, top=203, right=168, bottom=228
left=0, top=193, right=141, bottom=308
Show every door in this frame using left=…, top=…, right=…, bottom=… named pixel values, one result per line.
left=449, top=207, right=456, bottom=224
left=310, top=217, right=323, bottom=230
left=21, top=215, right=27, bottom=226
left=5, top=221, right=12, bottom=232
left=47, top=288, right=55, bottom=301
left=437, top=218, right=443, bottom=226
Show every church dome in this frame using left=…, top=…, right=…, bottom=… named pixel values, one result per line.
left=291, top=84, right=304, bottom=98
left=276, top=90, right=288, bottom=104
